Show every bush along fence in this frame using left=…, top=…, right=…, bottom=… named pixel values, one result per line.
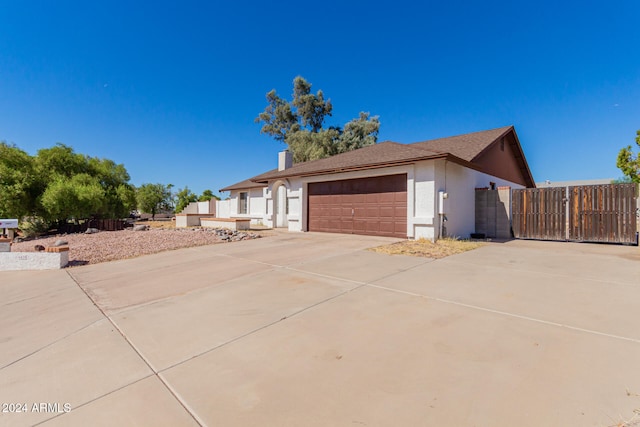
left=55, top=219, right=127, bottom=234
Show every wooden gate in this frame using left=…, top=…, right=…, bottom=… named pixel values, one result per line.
left=568, top=184, right=638, bottom=243
left=512, top=183, right=638, bottom=244
left=512, top=187, right=566, bottom=240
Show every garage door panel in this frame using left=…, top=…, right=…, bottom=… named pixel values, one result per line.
left=379, top=206, right=395, bottom=218
left=308, top=174, right=407, bottom=238
left=395, top=223, right=407, bottom=233
left=395, top=206, right=407, bottom=216
left=377, top=192, right=396, bottom=203
left=365, top=193, right=378, bottom=203
left=376, top=221, right=396, bottom=233
left=353, top=220, right=367, bottom=232
left=354, top=206, right=367, bottom=217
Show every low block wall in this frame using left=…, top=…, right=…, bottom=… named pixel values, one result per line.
left=200, top=218, right=250, bottom=231
left=175, top=213, right=217, bottom=228
left=0, top=250, right=69, bottom=271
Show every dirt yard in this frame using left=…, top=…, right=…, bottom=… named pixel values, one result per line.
left=369, top=237, right=484, bottom=258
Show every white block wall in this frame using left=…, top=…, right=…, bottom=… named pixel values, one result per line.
left=0, top=252, right=69, bottom=270
left=216, top=200, right=231, bottom=219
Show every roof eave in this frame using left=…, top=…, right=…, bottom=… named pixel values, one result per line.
left=509, top=130, right=536, bottom=188
left=470, top=126, right=536, bottom=188
left=219, top=183, right=267, bottom=192
left=251, top=153, right=450, bottom=182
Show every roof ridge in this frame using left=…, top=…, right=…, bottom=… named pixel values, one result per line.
left=410, top=125, right=513, bottom=145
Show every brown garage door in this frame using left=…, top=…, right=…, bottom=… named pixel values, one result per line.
left=308, top=174, right=407, bottom=238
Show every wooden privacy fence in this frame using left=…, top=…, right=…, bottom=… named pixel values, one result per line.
left=568, top=184, right=638, bottom=243
left=56, top=219, right=127, bottom=234
left=512, top=187, right=566, bottom=241
left=512, top=183, right=638, bottom=244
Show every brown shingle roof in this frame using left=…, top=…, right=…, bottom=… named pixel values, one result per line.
left=221, top=126, right=534, bottom=189
left=411, top=125, right=513, bottom=161
left=251, top=142, right=444, bottom=182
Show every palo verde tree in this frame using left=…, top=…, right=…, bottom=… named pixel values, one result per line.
left=256, top=76, right=380, bottom=163
left=616, top=130, right=640, bottom=183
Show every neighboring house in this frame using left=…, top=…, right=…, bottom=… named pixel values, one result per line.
left=536, top=178, right=614, bottom=188
left=219, top=126, right=535, bottom=240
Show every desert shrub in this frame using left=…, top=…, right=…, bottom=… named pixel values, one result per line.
left=19, top=216, right=50, bottom=238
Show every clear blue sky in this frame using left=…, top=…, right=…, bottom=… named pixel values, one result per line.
left=1, top=1, right=638, bottom=195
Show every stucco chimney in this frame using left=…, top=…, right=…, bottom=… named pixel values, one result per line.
left=278, top=150, right=293, bottom=171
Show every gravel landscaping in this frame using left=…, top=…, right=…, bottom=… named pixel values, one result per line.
left=10, top=227, right=263, bottom=266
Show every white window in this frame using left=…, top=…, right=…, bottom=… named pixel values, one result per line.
left=239, top=192, right=248, bottom=214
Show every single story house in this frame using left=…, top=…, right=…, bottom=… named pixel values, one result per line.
left=218, top=125, right=535, bottom=240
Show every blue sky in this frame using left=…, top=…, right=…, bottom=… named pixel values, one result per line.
left=1, top=1, right=638, bottom=196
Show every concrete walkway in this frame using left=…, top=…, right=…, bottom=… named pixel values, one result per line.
left=1, top=233, right=639, bottom=426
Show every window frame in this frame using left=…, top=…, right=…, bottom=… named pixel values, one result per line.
left=238, top=191, right=248, bottom=214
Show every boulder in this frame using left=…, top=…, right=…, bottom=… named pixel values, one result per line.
left=133, top=224, right=149, bottom=231
left=85, top=228, right=99, bottom=234
left=54, top=239, right=68, bottom=247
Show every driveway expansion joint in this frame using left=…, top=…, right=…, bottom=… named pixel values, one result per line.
left=64, top=270, right=206, bottom=427
left=367, top=283, right=640, bottom=345
left=157, top=282, right=369, bottom=373
left=0, top=318, right=104, bottom=371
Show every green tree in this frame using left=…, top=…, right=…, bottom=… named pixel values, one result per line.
left=256, top=76, right=380, bottom=162
left=40, top=174, right=106, bottom=222
left=337, top=112, right=380, bottom=153
left=136, top=183, right=174, bottom=219
left=0, top=142, right=39, bottom=219
left=32, top=144, right=136, bottom=219
left=175, top=187, right=198, bottom=213
left=616, top=130, right=640, bottom=183
left=198, top=189, right=220, bottom=202
left=1, top=140, right=136, bottom=229
left=87, top=157, right=136, bottom=218
left=115, top=184, right=137, bottom=217
left=612, top=176, right=633, bottom=184
left=35, top=143, right=88, bottom=180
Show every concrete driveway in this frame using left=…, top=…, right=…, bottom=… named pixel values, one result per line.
left=1, top=232, right=639, bottom=426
